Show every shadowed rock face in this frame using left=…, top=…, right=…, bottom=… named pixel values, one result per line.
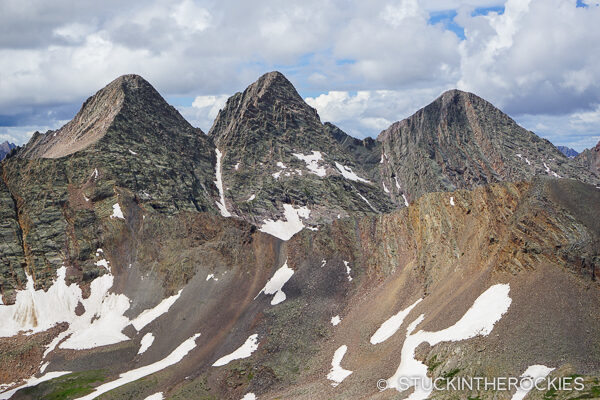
left=576, top=140, right=600, bottom=175
left=377, top=89, right=599, bottom=203
left=208, top=71, right=396, bottom=226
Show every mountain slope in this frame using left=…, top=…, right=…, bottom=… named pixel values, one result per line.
left=0, top=73, right=599, bottom=400
left=208, top=71, right=396, bottom=231
left=0, top=74, right=220, bottom=296
left=2, top=177, right=598, bottom=400
left=378, top=89, right=599, bottom=203
left=576, top=140, right=600, bottom=175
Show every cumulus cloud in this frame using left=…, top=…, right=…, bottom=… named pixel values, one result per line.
left=178, top=94, right=230, bottom=132
left=0, top=0, right=598, bottom=151
left=306, top=86, right=451, bottom=138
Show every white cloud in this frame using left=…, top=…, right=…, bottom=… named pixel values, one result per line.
left=306, top=87, right=451, bottom=138
left=0, top=0, right=598, bottom=150
left=178, top=94, right=230, bottom=132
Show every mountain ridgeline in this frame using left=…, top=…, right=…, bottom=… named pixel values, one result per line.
left=0, top=72, right=599, bottom=400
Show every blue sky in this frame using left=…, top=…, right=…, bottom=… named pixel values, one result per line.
left=1, top=0, right=599, bottom=151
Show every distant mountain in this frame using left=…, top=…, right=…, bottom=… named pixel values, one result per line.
left=557, top=145, right=579, bottom=158
left=576, top=140, right=600, bottom=175
left=377, top=89, right=598, bottom=203
left=0, top=141, right=15, bottom=161
left=209, top=71, right=396, bottom=229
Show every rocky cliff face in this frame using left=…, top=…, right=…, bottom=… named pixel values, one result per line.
left=0, top=72, right=599, bottom=400
left=0, top=74, right=219, bottom=299
left=0, top=142, right=15, bottom=161
left=576, top=140, right=600, bottom=175
left=208, top=71, right=396, bottom=229
left=377, top=89, right=598, bottom=203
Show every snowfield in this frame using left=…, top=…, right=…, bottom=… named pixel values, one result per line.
left=77, top=333, right=201, bottom=400
left=370, top=298, right=422, bottom=345
left=131, top=289, right=183, bottom=331
left=386, top=284, right=512, bottom=399
left=214, top=149, right=232, bottom=217
left=293, top=151, right=327, bottom=177
left=327, top=345, right=353, bottom=387
left=259, top=204, right=310, bottom=241
left=213, top=334, right=260, bottom=367
left=257, top=260, right=294, bottom=305
left=138, top=332, right=155, bottom=355
left=335, top=162, right=370, bottom=183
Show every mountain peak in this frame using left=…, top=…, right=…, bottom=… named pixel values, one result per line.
left=241, top=70, right=306, bottom=108
left=209, top=71, right=320, bottom=146
left=19, top=74, right=181, bottom=159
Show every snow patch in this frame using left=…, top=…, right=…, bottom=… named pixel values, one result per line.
left=138, top=332, right=155, bottom=355
left=394, top=176, right=401, bottom=190
left=206, top=274, right=218, bottom=281
left=543, top=162, right=561, bottom=178
left=386, top=284, right=512, bottom=398
left=213, top=334, right=259, bottom=367
left=111, top=203, right=124, bottom=219
left=128, top=149, right=138, bottom=155
left=131, top=289, right=183, bottom=331
left=214, top=149, right=232, bottom=217
left=327, top=345, right=353, bottom=387
left=511, top=365, right=555, bottom=400
left=331, top=315, right=341, bottom=326
left=383, top=182, right=389, bottom=193
left=234, top=162, right=240, bottom=170
left=357, top=192, right=377, bottom=212
left=343, top=261, right=352, bottom=281
left=293, top=151, right=327, bottom=177
left=77, top=333, right=201, bottom=400
left=450, top=196, right=455, bottom=206
left=0, top=371, right=72, bottom=400
left=370, top=298, right=422, bottom=345
left=241, top=393, right=256, bottom=400
left=144, top=393, right=164, bottom=400
left=95, top=257, right=110, bottom=272
left=257, top=260, right=294, bottom=305
left=0, top=267, right=81, bottom=338
left=60, top=274, right=131, bottom=350
left=335, top=162, right=370, bottom=183
left=246, top=194, right=255, bottom=202
left=259, top=204, right=310, bottom=241
left=402, top=194, right=409, bottom=207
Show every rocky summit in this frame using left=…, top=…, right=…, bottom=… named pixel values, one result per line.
left=0, top=72, right=599, bottom=400
left=209, top=71, right=396, bottom=230
left=377, top=89, right=598, bottom=203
